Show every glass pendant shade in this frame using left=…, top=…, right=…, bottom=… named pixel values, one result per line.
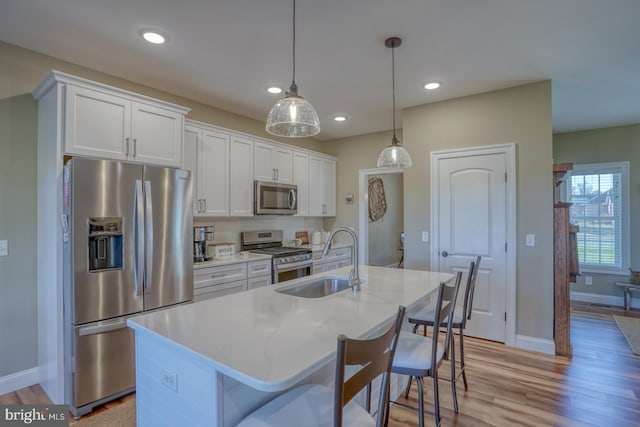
left=377, top=36, right=412, bottom=168
left=377, top=137, right=413, bottom=168
left=266, top=83, right=320, bottom=137
left=265, top=0, right=320, bottom=138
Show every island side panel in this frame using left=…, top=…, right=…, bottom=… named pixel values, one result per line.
left=134, top=329, right=220, bottom=426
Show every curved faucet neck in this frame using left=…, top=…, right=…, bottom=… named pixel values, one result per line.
left=322, top=227, right=360, bottom=291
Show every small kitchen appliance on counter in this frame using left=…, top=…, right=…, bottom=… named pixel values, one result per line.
left=241, top=230, right=312, bottom=284
left=193, top=225, right=214, bottom=262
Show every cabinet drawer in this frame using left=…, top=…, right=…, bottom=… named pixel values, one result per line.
left=194, top=263, right=248, bottom=289
left=247, top=275, right=271, bottom=290
left=325, top=247, right=351, bottom=262
left=313, top=246, right=352, bottom=263
left=194, top=280, right=247, bottom=302
left=247, top=260, right=272, bottom=278
left=324, top=259, right=351, bottom=272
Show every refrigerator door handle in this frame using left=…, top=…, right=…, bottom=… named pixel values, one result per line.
left=144, top=180, right=153, bottom=293
left=78, top=319, right=128, bottom=336
left=134, top=180, right=144, bottom=297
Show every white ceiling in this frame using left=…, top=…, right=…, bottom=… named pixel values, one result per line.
left=2, top=0, right=640, bottom=140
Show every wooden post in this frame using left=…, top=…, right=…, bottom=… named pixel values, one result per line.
left=553, top=163, right=574, bottom=356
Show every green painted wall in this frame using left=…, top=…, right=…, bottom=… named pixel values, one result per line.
left=0, top=94, right=37, bottom=376
left=327, top=82, right=555, bottom=341
left=553, top=124, right=640, bottom=299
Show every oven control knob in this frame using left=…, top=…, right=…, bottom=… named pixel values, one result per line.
left=292, top=255, right=299, bottom=261
left=282, top=257, right=289, bottom=263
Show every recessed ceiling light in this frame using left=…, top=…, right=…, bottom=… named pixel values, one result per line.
left=424, top=82, right=441, bottom=90
left=139, top=29, right=167, bottom=45
left=267, top=87, right=283, bottom=94
left=333, top=115, right=347, bottom=122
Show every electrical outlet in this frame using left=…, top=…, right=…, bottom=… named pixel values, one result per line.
left=421, top=231, right=429, bottom=242
left=585, top=276, right=592, bottom=285
left=161, top=369, right=178, bottom=392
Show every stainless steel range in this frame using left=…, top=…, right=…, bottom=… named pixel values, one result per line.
left=241, top=230, right=313, bottom=284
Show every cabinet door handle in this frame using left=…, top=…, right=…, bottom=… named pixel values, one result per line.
left=322, top=204, right=326, bottom=215
left=125, top=137, right=130, bottom=157
left=203, top=199, right=207, bottom=212
left=132, top=138, right=137, bottom=157
left=197, top=199, right=201, bottom=213
left=275, top=168, right=279, bottom=180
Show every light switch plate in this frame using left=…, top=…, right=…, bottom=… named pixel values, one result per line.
left=421, top=231, right=429, bottom=242
left=525, top=234, right=535, bottom=247
left=0, top=240, right=8, bottom=256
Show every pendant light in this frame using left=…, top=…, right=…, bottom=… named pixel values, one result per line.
left=377, top=37, right=412, bottom=168
left=266, top=0, right=320, bottom=138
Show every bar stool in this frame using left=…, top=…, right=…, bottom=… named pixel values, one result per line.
left=408, top=256, right=481, bottom=394
left=386, top=273, right=462, bottom=427
left=236, top=306, right=406, bottom=427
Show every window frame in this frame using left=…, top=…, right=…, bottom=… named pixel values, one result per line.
left=564, top=161, right=630, bottom=276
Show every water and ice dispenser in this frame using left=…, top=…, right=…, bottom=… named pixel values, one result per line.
left=88, top=217, right=123, bottom=271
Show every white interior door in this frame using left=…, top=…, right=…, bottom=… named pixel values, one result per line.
left=435, top=151, right=507, bottom=342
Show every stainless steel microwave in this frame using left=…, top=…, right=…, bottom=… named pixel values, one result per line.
left=254, top=181, right=298, bottom=215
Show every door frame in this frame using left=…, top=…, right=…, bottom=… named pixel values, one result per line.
left=358, top=168, right=404, bottom=265
left=430, top=143, right=516, bottom=346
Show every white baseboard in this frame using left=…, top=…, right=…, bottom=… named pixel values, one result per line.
left=515, top=335, right=555, bottom=355
left=0, top=367, right=40, bottom=395
left=570, top=291, right=639, bottom=309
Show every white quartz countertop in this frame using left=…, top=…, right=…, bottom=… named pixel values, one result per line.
left=193, top=252, right=271, bottom=269
left=127, top=265, right=452, bottom=392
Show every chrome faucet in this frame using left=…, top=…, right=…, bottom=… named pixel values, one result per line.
left=322, top=227, right=360, bottom=292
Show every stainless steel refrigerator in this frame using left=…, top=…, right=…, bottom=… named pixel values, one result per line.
left=62, top=158, right=193, bottom=417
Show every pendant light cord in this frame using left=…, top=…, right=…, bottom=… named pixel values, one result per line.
left=391, top=42, right=397, bottom=142
left=292, top=0, right=296, bottom=85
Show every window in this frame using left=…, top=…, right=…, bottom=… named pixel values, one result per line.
left=566, top=162, right=629, bottom=274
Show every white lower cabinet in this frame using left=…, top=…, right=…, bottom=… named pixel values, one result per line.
left=195, top=280, right=247, bottom=302
left=312, top=246, right=352, bottom=274
left=247, top=276, right=272, bottom=290
left=194, top=259, right=272, bottom=302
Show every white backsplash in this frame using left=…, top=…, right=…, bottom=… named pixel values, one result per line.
left=193, top=216, right=327, bottom=249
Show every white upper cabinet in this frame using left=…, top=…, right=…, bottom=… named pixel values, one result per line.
left=64, top=85, right=131, bottom=161
left=229, top=135, right=254, bottom=216
left=323, top=158, right=336, bottom=216
left=254, top=141, right=293, bottom=183
left=200, top=129, right=230, bottom=216
left=183, top=125, right=230, bottom=217
left=55, top=72, right=188, bottom=167
left=130, top=102, right=184, bottom=166
left=292, top=151, right=309, bottom=216
left=182, top=120, right=335, bottom=218
left=309, top=155, right=336, bottom=216
left=184, top=121, right=254, bottom=217
left=183, top=126, right=200, bottom=215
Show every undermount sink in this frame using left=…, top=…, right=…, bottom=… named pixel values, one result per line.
left=275, top=276, right=365, bottom=298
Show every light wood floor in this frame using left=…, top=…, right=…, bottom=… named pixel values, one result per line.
left=2, top=302, right=639, bottom=426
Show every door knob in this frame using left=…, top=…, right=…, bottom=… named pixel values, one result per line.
left=441, top=250, right=449, bottom=257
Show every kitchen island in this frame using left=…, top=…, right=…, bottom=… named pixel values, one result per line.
left=127, top=265, right=452, bottom=426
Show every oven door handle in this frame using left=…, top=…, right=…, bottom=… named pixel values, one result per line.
left=275, top=259, right=313, bottom=273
